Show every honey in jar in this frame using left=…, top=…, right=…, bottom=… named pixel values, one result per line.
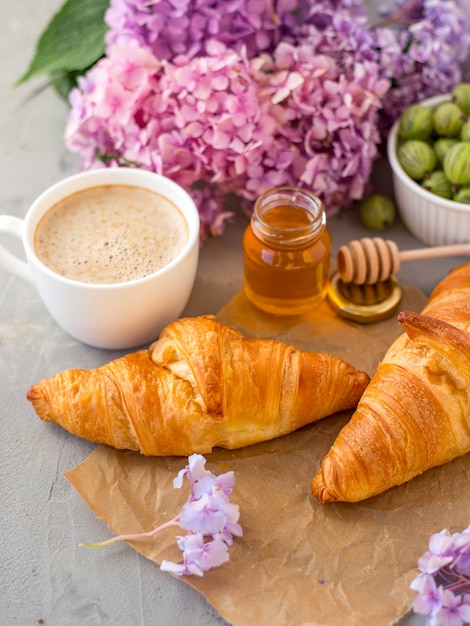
left=243, top=186, right=331, bottom=315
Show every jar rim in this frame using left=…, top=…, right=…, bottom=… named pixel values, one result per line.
left=252, top=186, right=325, bottom=245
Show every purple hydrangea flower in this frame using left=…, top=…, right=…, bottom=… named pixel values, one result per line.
left=410, top=573, right=442, bottom=617
left=372, top=0, right=470, bottom=134
left=411, top=526, right=470, bottom=625
left=161, top=532, right=230, bottom=576
left=433, top=588, right=470, bottom=626
left=174, top=452, right=236, bottom=498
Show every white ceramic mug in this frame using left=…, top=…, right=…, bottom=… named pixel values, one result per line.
left=0, top=168, right=200, bottom=350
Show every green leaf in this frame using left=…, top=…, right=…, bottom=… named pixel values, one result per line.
left=16, top=0, right=109, bottom=85
left=49, top=69, right=89, bottom=101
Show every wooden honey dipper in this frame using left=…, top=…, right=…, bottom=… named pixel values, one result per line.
left=337, top=237, right=470, bottom=285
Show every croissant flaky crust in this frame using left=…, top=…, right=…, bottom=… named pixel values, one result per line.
left=312, top=262, right=470, bottom=504
left=27, top=315, right=369, bottom=456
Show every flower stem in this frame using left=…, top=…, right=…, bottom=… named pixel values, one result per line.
left=80, top=516, right=180, bottom=548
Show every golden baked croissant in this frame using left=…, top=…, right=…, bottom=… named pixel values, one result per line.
left=27, top=315, right=369, bottom=456
left=312, top=262, right=470, bottom=504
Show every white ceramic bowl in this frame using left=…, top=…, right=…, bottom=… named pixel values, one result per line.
left=387, top=93, right=470, bottom=246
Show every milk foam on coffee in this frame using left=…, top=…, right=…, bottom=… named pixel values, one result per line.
left=35, top=185, right=188, bottom=284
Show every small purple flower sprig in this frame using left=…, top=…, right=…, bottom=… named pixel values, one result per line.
left=81, top=454, right=243, bottom=577
left=410, top=526, right=470, bottom=625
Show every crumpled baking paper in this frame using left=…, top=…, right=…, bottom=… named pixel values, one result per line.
left=65, top=286, right=470, bottom=626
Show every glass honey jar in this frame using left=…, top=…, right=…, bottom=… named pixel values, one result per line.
left=243, top=186, right=331, bottom=315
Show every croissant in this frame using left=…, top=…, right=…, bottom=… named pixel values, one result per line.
left=27, top=315, right=369, bottom=456
left=312, top=262, right=470, bottom=504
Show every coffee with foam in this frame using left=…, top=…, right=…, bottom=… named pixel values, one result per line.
left=35, top=184, right=188, bottom=284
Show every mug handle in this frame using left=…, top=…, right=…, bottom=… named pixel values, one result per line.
left=0, top=216, right=33, bottom=284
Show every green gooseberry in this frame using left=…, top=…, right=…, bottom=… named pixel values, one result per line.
left=421, top=170, right=453, bottom=199
left=398, top=104, right=433, bottom=140
left=397, top=140, right=437, bottom=180
left=452, top=83, right=470, bottom=116
left=453, top=186, right=470, bottom=204
left=443, top=142, right=470, bottom=185
left=359, top=194, right=396, bottom=230
left=433, top=102, right=466, bottom=137
left=461, top=120, right=470, bottom=142
left=434, top=137, right=459, bottom=163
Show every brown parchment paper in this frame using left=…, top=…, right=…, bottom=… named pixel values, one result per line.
left=65, top=286, right=470, bottom=626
